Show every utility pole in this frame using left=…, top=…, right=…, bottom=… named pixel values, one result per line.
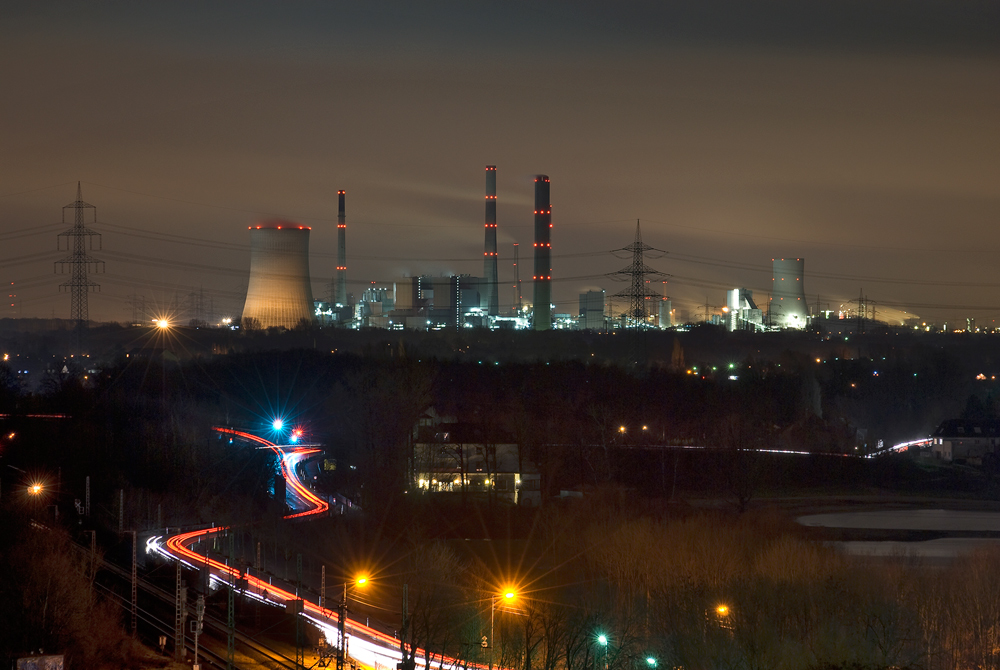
left=131, top=531, right=137, bottom=637
left=512, top=243, right=521, bottom=314
left=857, top=289, right=866, bottom=335
left=400, top=583, right=413, bottom=670
left=227, top=534, right=235, bottom=670
left=296, top=554, right=304, bottom=670
left=193, top=595, right=205, bottom=670
left=337, top=582, right=347, bottom=670
left=321, top=565, right=326, bottom=610
left=175, top=562, right=186, bottom=662
left=55, top=182, right=104, bottom=348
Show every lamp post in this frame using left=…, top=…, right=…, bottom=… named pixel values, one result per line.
left=597, top=634, right=609, bottom=670
left=337, top=576, right=368, bottom=670
left=490, top=588, right=516, bottom=670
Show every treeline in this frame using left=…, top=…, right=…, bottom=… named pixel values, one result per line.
left=0, top=508, right=140, bottom=668
left=0, top=345, right=981, bottom=531
left=373, top=500, right=1000, bottom=670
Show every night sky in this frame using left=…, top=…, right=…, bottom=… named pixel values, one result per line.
left=2, top=1, right=998, bottom=325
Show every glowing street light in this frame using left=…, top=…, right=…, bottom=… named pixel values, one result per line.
left=490, top=587, right=518, bottom=670
left=646, top=658, right=657, bottom=668
left=272, top=418, right=284, bottom=431
left=596, top=634, right=609, bottom=670
left=155, top=318, right=169, bottom=329
left=337, top=574, right=370, bottom=670
left=28, top=483, right=43, bottom=495
left=716, top=604, right=729, bottom=617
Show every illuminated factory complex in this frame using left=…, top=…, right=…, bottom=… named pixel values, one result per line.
left=237, top=168, right=813, bottom=333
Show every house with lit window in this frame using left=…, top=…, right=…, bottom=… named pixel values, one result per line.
left=411, top=409, right=541, bottom=506
left=930, top=419, right=1000, bottom=463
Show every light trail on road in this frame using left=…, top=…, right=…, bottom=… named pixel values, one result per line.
left=151, top=427, right=468, bottom=670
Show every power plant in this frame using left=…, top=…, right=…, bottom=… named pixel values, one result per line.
left=241, top=223, right=315, bottom=329
left=532, top=175, right=552, bottom=331
left=228, top=168, right=813, bottom=334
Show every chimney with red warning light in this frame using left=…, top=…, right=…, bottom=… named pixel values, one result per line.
left=482, top=166, right=499, bottom=317
left=335, top=190, right=347, bottom=307
left=532, top=175, right=551, bottom=330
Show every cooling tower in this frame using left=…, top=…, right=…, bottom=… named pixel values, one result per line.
left=241, top=223, right=315, bottom=329
left=532, top=175, right=551, bottom=331
left=770, top=258, right=808, bottom=329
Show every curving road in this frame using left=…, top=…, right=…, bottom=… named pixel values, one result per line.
left=149, top=427, right=455, bottom=670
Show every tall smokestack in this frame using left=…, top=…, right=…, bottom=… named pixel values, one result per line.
left=335, top=190, right=347, bottom=306
left=532, top=175, right=551, bottom=330
left=482, top=166, right=499, bottom=317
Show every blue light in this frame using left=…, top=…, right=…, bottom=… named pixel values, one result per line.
left=272, top=419, right=284, bottom=431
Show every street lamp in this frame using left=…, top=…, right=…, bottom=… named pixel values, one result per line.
left=646, top=657, right=657, bottom=669
left=490, top=587, right=516, bottom=670
left=597, top=634, right=609, bottom=670
left=337, top=575, right=368, bottom=670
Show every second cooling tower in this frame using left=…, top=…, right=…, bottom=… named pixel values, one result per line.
left=770, top=258, right=808, bottom=329
left=241, top=223, right=315, bottom=329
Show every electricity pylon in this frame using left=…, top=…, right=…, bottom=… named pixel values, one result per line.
left=607, top=220, right=669, bottom=329
left=55, top=182, right=104, bottom=338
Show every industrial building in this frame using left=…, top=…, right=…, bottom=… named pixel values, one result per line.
left=579, top=290, right=606, bottom=330
left=365, top=275, right=484, bottom=330
left=726, top=289, right=765, bottom=332
left=770, top=258, right=809, bottom=329
left=658, top=299, right=673, bottom=329
left=241, top=223, right=315, bottom=329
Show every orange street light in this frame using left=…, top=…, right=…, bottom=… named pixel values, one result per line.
left=491, top=587, right=518, bottom=670
left=716, top=604, right=729, bottom=617
left=29, top=483, right=43, bottom=495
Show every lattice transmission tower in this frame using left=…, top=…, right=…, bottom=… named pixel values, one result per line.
left=55, top=182, right=104, bottom=332
left=607, top=220, right=669, bottom=329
